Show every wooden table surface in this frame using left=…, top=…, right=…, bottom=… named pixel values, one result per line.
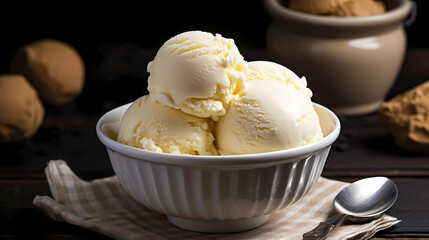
left=1, top=47, right=429, bottom=239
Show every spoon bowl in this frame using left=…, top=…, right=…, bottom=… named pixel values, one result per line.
left=334, top=176, right=398, bottom=219
left=303, top=176, right=398, bottom=239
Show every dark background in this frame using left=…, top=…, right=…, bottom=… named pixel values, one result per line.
left=0, top=0, right=426, bottom=124
left=1, top=1, right=427, bottom=114
left=0, top=0, right=427, bottom=126
left=0, top=0, right=427, bottom=76
left=0, top=0, right=427, bottom=124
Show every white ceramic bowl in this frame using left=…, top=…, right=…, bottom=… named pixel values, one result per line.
left=96, top=102, right=340, bottom=233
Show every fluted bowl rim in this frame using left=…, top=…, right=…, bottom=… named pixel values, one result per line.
left=96, top=102, right=340, bottom=168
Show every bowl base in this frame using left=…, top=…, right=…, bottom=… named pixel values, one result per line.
left=167, top=214, right=270, bottom=233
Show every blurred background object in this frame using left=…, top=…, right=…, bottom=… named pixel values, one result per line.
left=0, top=1, right=427, bottom=108
left=11, top=39, right=85, bottom=105
left=265, top=0, right=414, bottom=116
left=0, top=75, right=44, bottom=142
left=379, top=80, right=429, bottom=154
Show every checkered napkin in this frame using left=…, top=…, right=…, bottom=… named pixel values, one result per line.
left=33, top=160, right=399, bottom=240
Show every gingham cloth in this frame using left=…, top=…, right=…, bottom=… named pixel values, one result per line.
left=33, top=160, right=399, bottom=240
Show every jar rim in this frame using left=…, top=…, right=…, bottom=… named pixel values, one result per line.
left=264, top=0, right=413, bottom=28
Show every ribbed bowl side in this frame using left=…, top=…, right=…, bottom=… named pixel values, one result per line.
left=107, top=149, right=163, bottom=213
left=107, top=146, right=330, bottom=221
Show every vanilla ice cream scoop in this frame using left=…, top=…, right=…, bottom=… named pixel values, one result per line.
left=215, top=61, right=323, bottom=155
left=147, top=31, right=248, bottom=120
left=117, top=95, right=218, bottom=155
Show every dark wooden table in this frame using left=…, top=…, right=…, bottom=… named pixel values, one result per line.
left=1, top=47, right=429, bottom=239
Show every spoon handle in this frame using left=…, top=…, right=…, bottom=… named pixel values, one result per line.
left=302, top=213, right=348, bottom=240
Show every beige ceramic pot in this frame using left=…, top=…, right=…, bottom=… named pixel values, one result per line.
left=264, top=0, right=414, bottom=116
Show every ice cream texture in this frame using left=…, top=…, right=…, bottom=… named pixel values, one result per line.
left=147, top=31, right=248, bottom=120
left=117, top=31, right=323, bottom=155
left=289, top=0, right=386, bottom=17
left=215, top=61, right=323, bottom=154
left=117, top=95, right=218, bottom=155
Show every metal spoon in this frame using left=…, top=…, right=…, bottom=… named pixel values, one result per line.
left=303, top=176, right=398, bottom=240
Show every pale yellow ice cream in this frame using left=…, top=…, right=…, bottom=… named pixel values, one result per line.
left=289, top=0, right=386, bottom=17
left=215, top=61, right=323, bottom=155
left=117, top=95, right=218, bottom=155
left=119, top=32, right=324, bottom=156
left=147, top=31, right=248, bottom=120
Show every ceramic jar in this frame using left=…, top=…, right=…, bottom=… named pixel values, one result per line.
left=264, top=0, right=414, bottom=115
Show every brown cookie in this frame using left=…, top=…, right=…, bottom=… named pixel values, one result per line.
left=11, top=39, right=85, bottom=105
left=0, top=75, right=45, bottom=142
